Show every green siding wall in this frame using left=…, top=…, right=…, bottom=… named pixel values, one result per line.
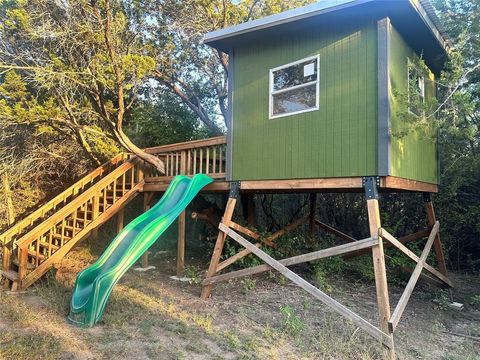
left=389, top=25, right=438, bottom=184
left=231, top=22, right=378, bottom=181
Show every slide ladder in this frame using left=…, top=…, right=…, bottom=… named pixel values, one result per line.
left=0, top=154, right=146, bottom=291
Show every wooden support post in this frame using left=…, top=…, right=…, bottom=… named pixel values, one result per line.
left=177, top=210, right=186, bottom=276
left=141, top=192, right=153, bottom=268
left=117, top=208, right=125, bottom=233
left=91, top=193, right=100, bottom=239
left=308, top=193, right=317, bottom=243
left=177, top=152, right=187, bottom=276
left=364, top=177, right=395, bottom=359
left=201, top=182, right=239, bottom=299
left=424, top=193, right=448, bottom=277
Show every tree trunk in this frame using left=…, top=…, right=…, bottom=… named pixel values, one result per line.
left=2, top=172, right=15, bottom=226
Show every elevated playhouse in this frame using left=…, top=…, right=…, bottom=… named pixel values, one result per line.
left=1, top=0, right=452, bottom=358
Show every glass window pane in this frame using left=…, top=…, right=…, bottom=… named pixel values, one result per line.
left=272, top=84, right=317, bottom=116
left=273, top=58, right=317, bottom=91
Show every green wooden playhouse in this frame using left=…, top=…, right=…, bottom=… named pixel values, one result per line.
left=200, top=2, right=453, bottom=359
left=204, top=0, right=449, bottom=187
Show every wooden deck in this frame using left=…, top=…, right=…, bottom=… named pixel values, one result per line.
left=143, top=136, right=438, bottom=193
left=1, top=136, right=438, bottom=291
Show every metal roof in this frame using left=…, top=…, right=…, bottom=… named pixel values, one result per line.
left=204, top=0, right=450, bottom=72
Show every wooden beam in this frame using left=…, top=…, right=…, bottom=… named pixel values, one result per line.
left=314, top=219, right=357, bottom=243
left=265, top=215, right=309, bottom=244
left=20, top=185, right=141, bottom=289
left=145, top=136, right=227, bottom=154
left=424, top=200, right=448, bottom=276
left=389, top=222, right=440, bottom=332
left=379, top=228, right=453, bottom=288
left=240, top=178, right=364, bottom=191
left=344, top=228, right=431, bottom=259
left=117, top=208, right=125, bottom=233
left=219, top=224, right=393, bottom=349
left=381, top=176, right=438, bottom=193
left=216, top=244, right=261, bottom=272
left=177, top=210, right=186, bottom=276
left=309, top=193, right=317, bottom=243
left=203, top=236, right=378, bottom=285
left=229, top=222, right=260, bottom=241
left=201, top=196, right=237, bottom=299
left=367, top=197, right=395, bottom=359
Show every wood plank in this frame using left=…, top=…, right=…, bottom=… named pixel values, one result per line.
left=20, top=184, right=141, bottom=290
left=219, top=224, right=393, bottom=348
left=367, top=198, right=395, bottom=359
left=16, top=160, right=139, bottom=249
left=265, top=215, right=309, bottom=244
left=177, top=210, right=186, bottom=276
left=389, top=222, right=440, bottom=332
left=203, top=236, right=378, bottom=285
left=229, top=222, right=260, bottom=241
left=216, top=244, right=261, bottom=272
left=379, top=228, right=452, bottom=287
left=315, top=219, right=357, bottom=243
left=201, top=197, right=237, bottom=299
left=0, top=153, right=127, bottom=245
left=240, top=178, right=364, bottom=191
left=382, top=176, right=438, bottom=193
left=425, top=200, right=448, bottom=276
left=145, top=136, right=227, bottom=154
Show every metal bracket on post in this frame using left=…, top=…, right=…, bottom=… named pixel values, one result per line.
left=363, top=176, right=380, bottom=200
left=229, top=181, right=240, bottom=199
left=423, top=192, right=433, bottom=203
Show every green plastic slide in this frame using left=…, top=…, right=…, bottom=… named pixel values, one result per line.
left=68, top=174, right=213, bottom=328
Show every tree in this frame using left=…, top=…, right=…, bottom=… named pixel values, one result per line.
left=142, top=0, right=316, bottom=134
left=0, top=0, right=165, bottom=172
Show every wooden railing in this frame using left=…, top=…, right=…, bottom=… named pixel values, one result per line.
left=2, top=156, right=144, bottom=290
left=145, top=136, right=227, bottom=180
left=0, top=153, right=131, bottom=247
left=1, top=136, right=227, bottom=290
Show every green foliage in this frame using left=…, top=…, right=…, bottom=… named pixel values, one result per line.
left=279, top=305, right=305, bottom=337
left=240, top=278, right=257, bottom=294
left=469, top=294, right=480, bottom=309
left=183, top=265, right=203, bottom=285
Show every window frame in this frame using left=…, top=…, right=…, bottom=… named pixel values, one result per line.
left=269, top=54, right=320, bottom=120
left=407, top=59, right=426, bottom=118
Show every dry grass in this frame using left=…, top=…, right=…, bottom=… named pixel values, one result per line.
left=1, top=224, right=479, bottom=360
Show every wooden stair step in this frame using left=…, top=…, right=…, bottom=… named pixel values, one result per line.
left=12, top=258, right=35, bottom=270
left=2, top=270, right=19, bottom=281
left=39, top=241, right=59, bottom=251
left=51, top=233, right=72, bottom=242
left=28, top=250, right=46, bottom=260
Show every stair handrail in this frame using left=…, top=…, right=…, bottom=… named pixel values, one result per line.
left=144, top=136, right=227, bottom=154
left=15, top=157, right=142, bottom=251
left=0, top=152, right=130, bottom=245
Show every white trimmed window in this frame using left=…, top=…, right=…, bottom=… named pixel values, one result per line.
left=408, top=60, right=426, bottom=117
left=269, top=55, right=320, bottom=119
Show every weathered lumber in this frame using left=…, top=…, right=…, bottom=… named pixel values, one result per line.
left=424, top=200, right=448, bottom=276
left=264, top=215, right=309, bottom=244
left=19, top=184, right=141, bottom=289
left=314, top=219, right=357, bottom=243
left=389, top=222, right=440, bottom=332
left=366, top=195, right=395, bottom=359
left=203, top=236, right=378, bottom=285
left=379, top=228, right=452, bottom=288
left=201, top=196, right=237, bottom=299
left=218, top=223, right=393, bottom=348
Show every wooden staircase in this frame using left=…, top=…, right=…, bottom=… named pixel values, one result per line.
left=0, top=153, right=146, bottom=291
left=0, top=136, right=228, bottom=291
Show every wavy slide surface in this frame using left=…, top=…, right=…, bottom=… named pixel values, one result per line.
left=68, top=174, right=213, bottom=327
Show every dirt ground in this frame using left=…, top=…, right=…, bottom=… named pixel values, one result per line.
left=0, top=239, right=479, bottom=360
